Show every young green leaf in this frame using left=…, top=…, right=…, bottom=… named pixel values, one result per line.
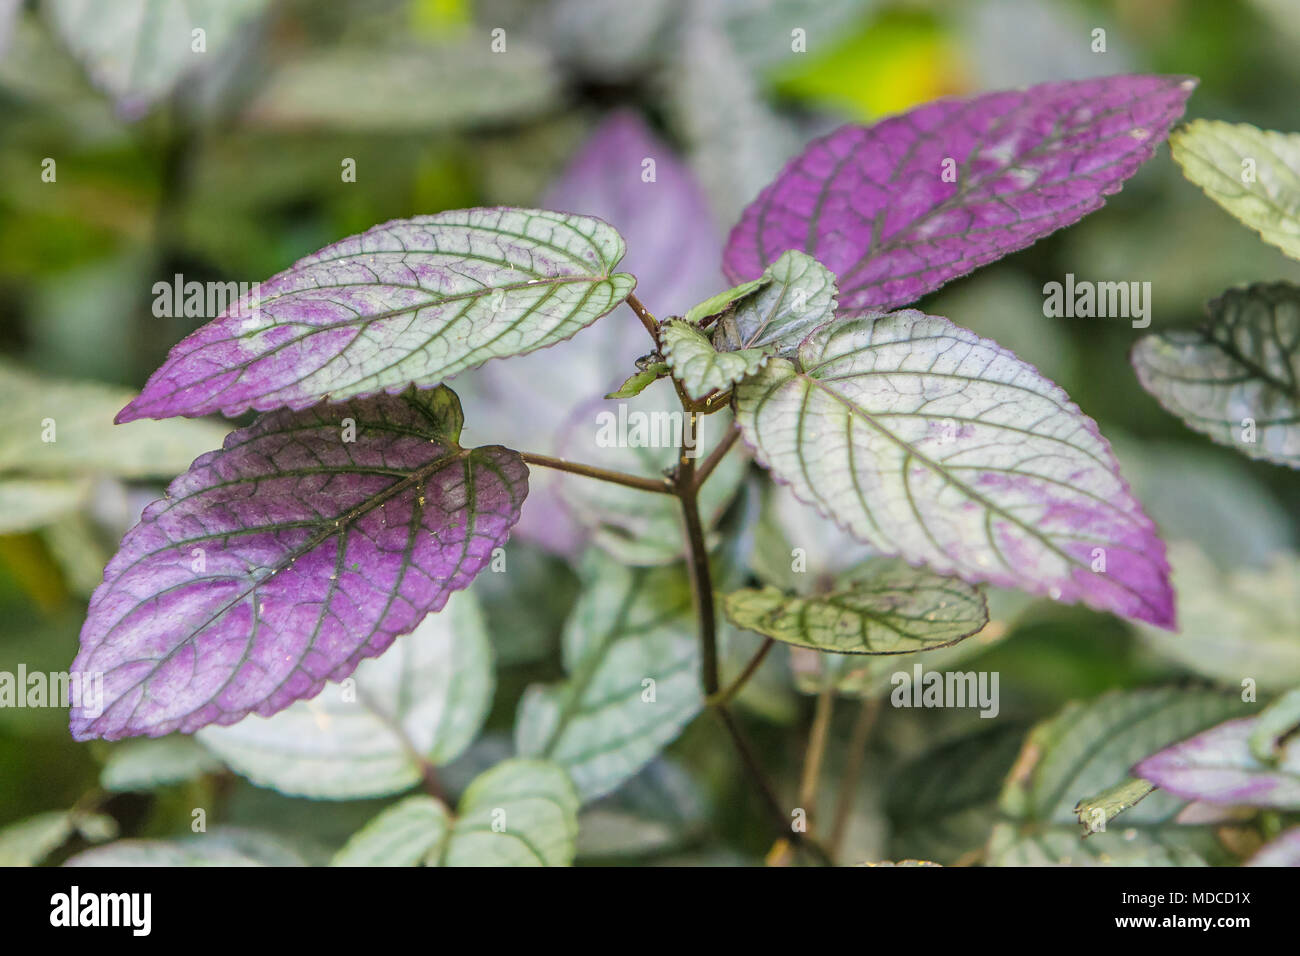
left=1074, top=778, right=1156, bottom=835
left=682, top=275, right=771, bottom=325
left=1132, top=283, right=1300, bottom=469
left=660, top=319, right=770, bottom=401
left=72, top=388, right=524, bottom=740
left=605, top=363, right=669, bottom=399
left=197, top=592, right=493, bottom=799
left=735, top=312, right=1174, bottom=628
left=723, top=558, right=987, bottom=654
left=117, top=208, right=636, bottom=422
left=1171, top=119, right=1300, bottom=260
left=515, top=556, right=703, bottom=802
left=713, top=250, right=838, bottom=353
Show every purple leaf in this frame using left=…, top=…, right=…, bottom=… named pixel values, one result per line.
left=459, top=113, right=724, bottom=554
left=1248, top=827, right=1300, bottom=867
left=70, top=387, right=527, bottom=741
left=724, top=74, right=1195, bottom=312
left=117, top=208, right=635, bottom=422
left=1135, top=718, right=1300, bottom=810
left=733, top=312, right=1174, bottom=627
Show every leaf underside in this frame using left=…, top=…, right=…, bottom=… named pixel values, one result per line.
left=71, top=387, right=527, bottom=740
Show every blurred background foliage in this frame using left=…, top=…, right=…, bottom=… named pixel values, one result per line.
left=0, top=0, right=1297, bottom=866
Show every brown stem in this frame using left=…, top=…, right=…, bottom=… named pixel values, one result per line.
left=828, top=696, right=882, bottom=858
left=693, top=424, right=741, bottom=491
left=797, top=681, right=835, bottom=828
left=520, top=452, right=673, bottom=495
left=709, top=637, right=774, bottom=708
left=625, top=292, right=660, bottom=345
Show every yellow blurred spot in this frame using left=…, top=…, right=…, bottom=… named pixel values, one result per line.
left=772, top=11, right=971, bottom=121
left=411, top=0, right=470, bottom=35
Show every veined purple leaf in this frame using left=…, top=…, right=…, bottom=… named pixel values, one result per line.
left=1135, top=718, right=1300, bottom=810
left=733, top=312, right=1174, bottom=627
left=724, top=75, right=1195, bottom=312
left=117, top=208, right=635, bottom=423
left=70, top=387, right=527, bottom=741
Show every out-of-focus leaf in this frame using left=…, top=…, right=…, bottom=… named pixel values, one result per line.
left=119, top=209, right=635, bottom=422
left=535, top=0, right=675, bottom=78
left=0, top=811, right=76, bottom=866
left=885, top=722, right=1026, bottom=864
left=576, top=758, right=708, bottom=861
left=198, top=591, right=493, bottom=799
left=100, top=736, right=223, bottom=792
left=0, top=362, right=227, bottom=479
left=1247, top=826, right=1300, bottom=866
left=437, top=760, right=578, bottom=866
left=720, top=0, right=878, bottom=72
left=735, top=314, right=1175, bottom=627
left=1139, top=542, right=1300, bottom=692
left=724, top=558, right=987, bottom=655
left=331, top=795, right=448, bottom=867
left=1135, top=717, right=1300, bottom=809
left=244, top=38, right=558, bottom=131
left=0, top=478, right=87, bottom=533
left=43, top=0, right=269, bottom=117
left=1132, top=283, right=1300, bottom=469
left=515, top=555, right=702, bottom=802
left=1074, top=778, right=1156, bottom=835
left=989, top=688, right=1249, bottom=866
left=1250, top=688, right=1300, bottom=762
left=726, top=75, right=1195, bottom=313
left=470, top=540, right=578, bottom=667
left=1171, top=120, right=1300, bottom=260
left=554, top=382, right=745, bottom=565
left=661, top=320, right=771, bottom=401
left=66, top=828, right=308, bottom=866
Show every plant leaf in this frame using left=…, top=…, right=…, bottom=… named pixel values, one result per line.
left=197, top=591, right=493, bottom=798
left=44, top=0, right=268, bottom=117
left=67, top=828, right=308, bottom=866
left=435, top=759, right=580, bottom=866
left=723, top=558, right=987, bottom=654
left=0, top=477, right=87, bottom=533
left=1074, top=778, right=1156, bottom=835
left=1138, top=542, right=1300, bottom=693
left=1248, top=827, right=1300, bottom=866
left=0, top=361, right=229, bottom=478
left=724, top=75, right=1195, bottom=312
left=734, top=312, right=1174, bottom=627
left=990, top=688, right=1248, bottom=866
left=331, top=796, right=449, bottom=867
left=117, top=208, right=635, bottom=422
left=245, top=40, right=558, bottom=132
left=515, top=555, right=703, bottom=802
left=1134, top=717, right=1300, bottom=810
left=1171, top=119, right=1300, bottom=260
left=605, top=363, right=668, bottom=400
left=682, top=276, right=771, bottom=325
left=70, top=387, right=526, bottom=740
left=1132, top=283, right=1300, bottom=469
left=713, top=251, right=838, bottom=353
left=100, top=736, right=223, bottom=792
left=661, top=319, right=771, bottom=401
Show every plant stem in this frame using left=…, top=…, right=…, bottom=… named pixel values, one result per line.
left=709, top=637, right=774, bottom=708
left=828, top=696, right=882, bottom=858
left=520, top=452, right=673, bottom=495
left=693, top=425, right=740, bottom=491
left=674, top=434, right=720, bottom=696
left=797, top=681, right=835, bottom=827
left=625, top=292, right=660, bottom=344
